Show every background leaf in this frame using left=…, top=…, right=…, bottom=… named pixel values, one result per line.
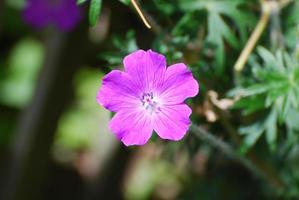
left=89, top=0, right=102, bottom=26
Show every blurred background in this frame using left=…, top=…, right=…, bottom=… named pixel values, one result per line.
left=0, top=0, right=299, bottom=199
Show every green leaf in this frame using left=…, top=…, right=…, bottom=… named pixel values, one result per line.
left=0, top=38, right=44, bottom=108
left=240, top=122, right=264, bottom=148
left=89, top=0, right=102, bottom=27
left=206, top=11, right=238, bottom=72
left=257, top=46, right=277, bottom=67
left=265, top=108, right=278, bottom=150
left=232, top=48, right=299, bottom=150
left=77, top=0, right=88, bottom=5
left=233, top=95, right=265, bottom=115
left=118, top=0, right=130, bottom=5
left=181, top=0, right=253, bottom=71
left=100, top=31, right=138, bottom=65
left=286, top=109, right=299, bottom=131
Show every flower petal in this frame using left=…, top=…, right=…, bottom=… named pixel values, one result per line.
left=159, top=63, right=199, bottom=104
left=123, top=49, right=166, bottom=91
left=109, top=109, right=153, bottom=146
left=23, top=0, right=52, bottom=29
left=53, top=0, right=82, bottom=31
left=154, top=104, right=192, bottom=141
left=96, top=70, right=141, bottom=112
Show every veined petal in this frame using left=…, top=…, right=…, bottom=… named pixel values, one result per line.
left=123, top=49, right=166, bottom=91
left=109, top=109, right=154, bottom=146
left=159, top=63, right=199, bottom=104
left=96, top=70, right=141, bottom=112
left=154, top=104, right=192, bottom=141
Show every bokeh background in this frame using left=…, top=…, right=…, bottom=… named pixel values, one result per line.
left=0, top=0, right=299, bottom=199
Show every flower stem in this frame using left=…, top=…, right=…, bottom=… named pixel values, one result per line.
left=131, top=0, right=151, bottom=29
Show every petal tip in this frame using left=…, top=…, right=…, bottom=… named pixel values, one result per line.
left=158, top=130, right=188, bottom=141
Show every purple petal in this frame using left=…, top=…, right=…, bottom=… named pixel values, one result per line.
left=154, top=104, right=191, bottom=141
left=96, top=70, right=141, bottom=112
left=22, top=0, right=81, bottom=31
left=109, top=109, right=154, bottom=146
left=53, top=0, right=82, bottom=31
left=159, top=63, right=199, bottom=105
left=23, top=0, right=52, bottom=29
left=123, top=49, right=166, bottom=92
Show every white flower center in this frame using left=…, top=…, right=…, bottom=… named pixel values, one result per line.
left=141, top=92, right=161, bottom=114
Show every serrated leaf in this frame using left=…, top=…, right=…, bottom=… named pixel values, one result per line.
left=232, top=48, right=299, bottom=150
left=257, top=46, right=277, bottom=67
left=181, top=0, right=252, bottom=71
left=206, top=11, right=238, bottom=72
left=233, top=95, right=265, bottom=115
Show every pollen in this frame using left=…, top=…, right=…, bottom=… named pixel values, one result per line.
left=141, top=92, right=160, bottom=114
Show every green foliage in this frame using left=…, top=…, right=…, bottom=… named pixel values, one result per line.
left=77, top=0, right=104, bottom=26
left=232, top=47, right=299, bottom=150
left=80, top=0, right=299, bottom=198
left=100, top=31, right=138, bottom=65
left=77, top=0, right=87, bottom=4
left=6, top=0, right=25, bottom=9
left=55, top=69, right=111, bottom=150
left=3, top=0, right=299, bottom=198
left=89, top=0, right=102, bottom=26
left=285, top=1, right=299, bottom=50
left=180, top=0, right=254, bottom=72
left=84, top=0, right=131, bottom=25
left=0, top=38, right=44, bottom=108
left=118, top=0, right=130, bottom=6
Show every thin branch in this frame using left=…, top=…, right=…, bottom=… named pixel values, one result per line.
left=190, top=124, right=286, bottom=191
left=190, top=124, right=262, bottom=176
left=206, top=90, right=287, bottom=191
left=131, top=0, right=151, bottom=29
left=234, top=0, right=294, bottom=73
left=234, top=1, right=271, bottom=73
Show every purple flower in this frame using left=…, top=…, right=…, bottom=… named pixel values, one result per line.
left=23, top=0, right=82, bottom=31
left=97, top=50, right=199, bottom=146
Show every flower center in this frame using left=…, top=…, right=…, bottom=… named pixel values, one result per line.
left=140, top=92, right=160, bottom=114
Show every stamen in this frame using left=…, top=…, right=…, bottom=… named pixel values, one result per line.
left=140, top=92, right=160, bottom=114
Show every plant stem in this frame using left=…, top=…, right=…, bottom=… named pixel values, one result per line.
left=234, top=1, right=271, bottom=73
left=131, top=0, right=152, bottom=29
left=190, top=124, right=261, bottom=175
left=190, top=124, right=286, bottom=191
left=234, top=0, right=294, bottom=73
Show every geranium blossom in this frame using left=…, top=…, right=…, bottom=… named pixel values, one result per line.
left=23, top=0, right=81, bottom=31
left=97, top=50, right=199, bottom=146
